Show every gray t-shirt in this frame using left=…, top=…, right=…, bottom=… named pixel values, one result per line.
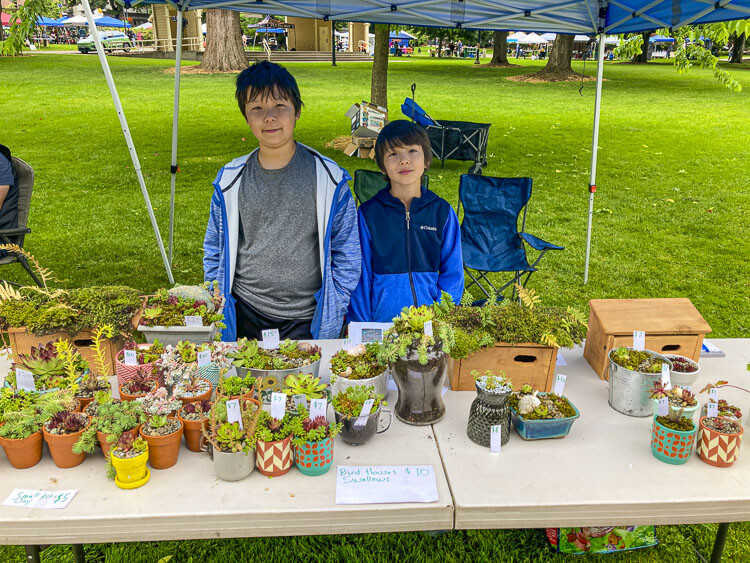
left=233, top=144, right=321, bottom=319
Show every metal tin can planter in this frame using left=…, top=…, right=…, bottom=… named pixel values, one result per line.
left=651, top=399, right=700, bottom=420
left=696, top=416, right=744, bottom=467
left=334, top=408, right=392, bottom=446
left=331, top=368, right=389, bottom=399
left=391, top=346, right=447, bottom=425
left=608, top=349, right=672, bottom=417
left=650, top=416, right=697, bottom=465
left=467, top=382, right=511, bottom=447
left=239, top=359, right=321, bottom=402
left=295, top=437, right=334, bottom=476
left=510, top=398, right=581, bottom=440
left=255, top=435, right=293, bottom=476
left=213, top=449, right=255, bottom=481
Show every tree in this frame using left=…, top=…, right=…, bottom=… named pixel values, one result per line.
left=519, top=33, right=578, bottom=81
left=371, top=23, right=389, bottom=108
left=630, top=32, right=650, bottom=63
left=199, top=9, right=247, bottom=72
left=488, top=31, right=514, bottom=66
left=1, top=0, right=58, bottom=55
left=730, top=32, right=746, bottom=63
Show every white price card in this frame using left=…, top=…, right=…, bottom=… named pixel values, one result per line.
left=225, top=399, right=243, bottom=429
left=123, top=350, right=138, bottom=366
left=423, top=320, right=433, bottom=337
left=335, top=465, right=439, bottom=505
left=15, top=368, right=35, bottom=392
left=490, top=425, right=502, bottom=453
left=197, top=350, right=211, bottom=367
left=633, top=330, right=645, bottom=351
left=707, top=401, right=719, bottom=418
left=657, top=397, right=669, bottom=416
left=261, top=328, right=280, bottom=350
left=271, top=392, right=286, bottom=419
left=661, top=363, right=672, bottom=390
left=554, top=374, right=567, bottom=396
left=184, top=315, right=203, bottom=327
left=3, top=489, right=77, bottom=510
left=310, top=398, right=327, bottom=420
left=709, top=388, right=719, bottom=402
left=342, top=338, right=354, bottom=351
left=354, top=399, right=375, bottom=427
left=292, top=394, right=307, bottom=411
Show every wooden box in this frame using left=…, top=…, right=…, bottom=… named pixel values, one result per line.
left=448, top=342, right=557, bottom=392
left=4, top=327, right=122, bottom=370
left=583, top=298, right=711, bottom=381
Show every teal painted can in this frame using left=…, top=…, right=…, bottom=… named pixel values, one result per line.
left=650, top=416, right=697, bottom=465
left=294, top=437, right=334, bottom=476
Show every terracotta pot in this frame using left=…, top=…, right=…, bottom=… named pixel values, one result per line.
left=696, top=416, right=744, bottom=467
left=43, top=417, right=91, bottom=469
left=75, top=396, right=93, bottom=413
left=177, top=412, right=205, bottom=453
left=176, top=379, right=213, bottom=405
left=119, top=382, right=158, bottom=402
left=140, top=417, right=183, bottom=469
left=97, top=425, right=140, bottom=460
left=255, top=435, right=293, bottom=477
left=294, top=437, right=334, bottom=476
left=216, top=390, right=255, bottom=402
left=0, top=430, right=44, bottom=469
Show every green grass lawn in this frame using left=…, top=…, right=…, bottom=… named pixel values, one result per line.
left=0, top=54, right=749, bottom=561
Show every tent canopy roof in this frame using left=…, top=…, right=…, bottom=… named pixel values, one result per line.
left=248, top=15, right=295, bottom=28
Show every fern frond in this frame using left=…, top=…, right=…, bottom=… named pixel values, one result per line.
left=0, top=281, right=22, bottom=302
left=0, top=244, right=53, bottom=291
left=516, top=284, right=541, bottom=309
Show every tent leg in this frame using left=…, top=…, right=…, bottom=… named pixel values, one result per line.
left=584, top=34, right=606, bottom=285
left=81, top=0, right=174, bottom=285
left=331, top=21, right=336, bottom=66
left=169, top=9, right=184, bottom=267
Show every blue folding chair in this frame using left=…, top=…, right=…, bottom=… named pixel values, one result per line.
left=457, top=175, right=563, bottom=300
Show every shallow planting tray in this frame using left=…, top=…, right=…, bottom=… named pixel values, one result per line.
left=510, top=395, right=580, bottom=440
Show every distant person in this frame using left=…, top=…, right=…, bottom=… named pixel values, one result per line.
left=449, top=42, right=455, bottom=57
left=0, top=144, right=20, bottom=250
left=242, top=33, right=247, bottom=49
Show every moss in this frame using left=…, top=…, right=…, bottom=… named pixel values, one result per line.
left=509, top=392, right=576, bottom=420
left=610, top=347, right=664, bottom=373
left=656, top=416, right=695, bottom=432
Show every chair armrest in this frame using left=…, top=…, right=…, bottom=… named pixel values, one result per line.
left=520, top=232, right=564, bottom=251
left=0, top=228, right=31, bottom=237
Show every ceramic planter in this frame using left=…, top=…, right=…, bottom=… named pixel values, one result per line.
left=334, top=407, right=392, bottom=446
left=294, top=437, right=334, bottom=476
left=696, top=416, right=744, bottom=467
left=239, top=358, right=321, bottom=402
left=467, top=383, right=511, bottom=447
left=112, top=450, right=150, bottom=489
left=255, top=435, right=293, bottom=476
left=115, top=348, right=161, bottom=387
left=510, top=395, right=581, bottom=440
left=391, top=345, right=447, bottom=425
left=97, top=426, right=140, bottom=460
left=174, top=379, right=212, bottom=405
left=140, top=418, right=183, bottom=469
left=177, top=412, right=205, bottom=453
left=608, top=349, right=672, bottom=417
left=665, top=354, right=700, bottom=388
left=650, top=398, right=700, bottom=419
left=75, top=396, right=94, bottom=413
left=331, top=368, right=389, bottom=399
left=650, top=416, right=697, bottom=465
left=213, top=449, right=255, bottom=481
left=0, top=430, right=43, bottom=469
left=43, top=418, right=91, bottom=469
left=137, top=307, right=223, bottom=346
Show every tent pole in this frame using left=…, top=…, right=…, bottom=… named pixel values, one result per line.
left=169, top=8, right=184, bottom=267
left=331, top=21, right=336, bottom=66
left=81, top=0, right=174, bottom=285
left=584, top=34, right=606, bottom=285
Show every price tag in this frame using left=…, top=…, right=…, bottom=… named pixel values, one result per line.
left=661, top=363, right=672, bottom=390
left=293, top=394, right=307, bottom=411
left=709, top=388, right=719, bottom=402
left=271, top=392, right=286, bottom=419
left=342, top=338, right=354, bottom=351
left=554, top=374, right=567, bottom=396
left=226, top=399, right=243, bottom=429
left=354, top=398, right=375, bottom=427
left=310, top=398, right=327, bottom=420
left=261, top=328, right=280, bottom=350
left=197, top=350, right=211, bottom=367
left=633, top=330, right=645, bottom=351
left=657, top=397, right=669, bottom=416
left=123, top=350, right=138, bottom=366
left=15, top=368, right=35, bottom=392
left=707, top=401, right=719, bottom=418
left=490, top=425, right=502, bottom=453
left=184, top=315, right=203, bottom=327
left=423, top=320, right=433, bottom=337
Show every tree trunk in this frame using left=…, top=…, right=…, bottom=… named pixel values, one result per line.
left=371, top=24, right=389, bottom=108
left=199, top=10, right=247, bottom=72
left=631, top=32, right=650, bottom=63
left=488, top=31, right=513, bottom=66
left=437, top=37, right=443, bottom=58
left=535, top=34, right=575, bottom=77
left=730, top=33, right=746, bottom=64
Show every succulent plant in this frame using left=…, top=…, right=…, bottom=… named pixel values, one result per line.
left=331, top=385, right=386, bottom=418
left=122, top=369, right=157, bottom=395
left=283, top=372, right=327, bottom=400
left=45, top=411, right=88, bottom=435
left=330, top=343, right=386, bottom=380
left=227, top=338, right=321, bottom=370
left=290, top=413, right=341, bottom=447
left=472, top=369, right=512, bottom=393
left=379, top=305, right=439, bottom=366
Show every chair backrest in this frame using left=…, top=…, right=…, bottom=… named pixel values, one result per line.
left=10, top=157, right=34, bottom=247
left=458, top=174, right=531, bottom=272
left=353, top=169, right=429, bottom=206
left=401, top=98, right=439, bottom=127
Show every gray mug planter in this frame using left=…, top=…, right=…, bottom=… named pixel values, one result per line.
left=331, top=368, right=389, bottom=398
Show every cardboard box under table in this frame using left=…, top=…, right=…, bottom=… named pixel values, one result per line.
left=344, top=101, right=387, bottom=159
left=583, top=298, right=711, bottom=381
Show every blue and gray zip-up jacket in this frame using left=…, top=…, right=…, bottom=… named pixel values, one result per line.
left=203, top=144, right=361, bottom=340
left=348, top=185, right=464, bottom=323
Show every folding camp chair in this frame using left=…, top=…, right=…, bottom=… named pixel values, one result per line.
left=0, top=157, right=42, bottom=287
left=457, top=174, right=563, bottom=300
left=353, top=169, right=429, bottom=206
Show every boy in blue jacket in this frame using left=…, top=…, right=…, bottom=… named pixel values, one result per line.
left=348, top=120, right=464, bottom=322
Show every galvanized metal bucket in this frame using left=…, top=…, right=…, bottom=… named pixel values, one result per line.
left=608, top=349, right=672, bottom=417
left=237, top=359, right=321, bottom=403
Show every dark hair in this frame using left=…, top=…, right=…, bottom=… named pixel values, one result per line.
left=374, top=120, right=433, bottom=172
left=235, top=61, right=303, bottom=119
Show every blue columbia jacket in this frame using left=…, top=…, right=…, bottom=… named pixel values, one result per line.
left=203, top=144, right=361, bottom=340
left=348, top=185, right=464, bottom=323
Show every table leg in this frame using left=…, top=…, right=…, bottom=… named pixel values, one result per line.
left=24, top=545, right=40, bottom=563
left=72, top=544, right=86, bottom=562
left=710, top=522, right=730, bottom=563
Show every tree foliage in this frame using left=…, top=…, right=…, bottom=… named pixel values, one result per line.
left=1, top=0, right=59, bottom=55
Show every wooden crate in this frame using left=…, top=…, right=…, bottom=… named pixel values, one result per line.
left=5, top=327, right=122, bottom=370
left=583, top=298, right=711, bottom=381
left=448, top=342, right=557, bottom=392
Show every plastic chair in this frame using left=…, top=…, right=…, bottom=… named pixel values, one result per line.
left=457, top=174, right=562, bottom=300
left=353, top=169, right=429, bottom=206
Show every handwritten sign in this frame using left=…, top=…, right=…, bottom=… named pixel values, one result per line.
left=3, top=489, right=77, bottom=510
left=709, top=388, right=719, bottom=402
left=633, top=330, right=645, bottom=351
left=342, top=338, right=354, bottom=351
left=707, top=402, right=719, bottom=418
left=554, top=374, right=567, bottom=396
left=310, top=398, right=327, bottom=420
left=271, top=392, right=286, bottom=419
left=490, top=425, right=502, bottom=453
left=184, top=315, right=203, bottom=327
left=226, top=399, right=243, bottom=429
left=354, top=399, right=375, bottom=427
left=657, top=397, right=669, bottom=416
left=261, top=329, right=280, bottom=350
left=123, top=350, right=138, bottom=366
left=423, top=320, right=433, bottom=338
left=661, top=363, right=672, bottom=390
left=335, top=465, right=439, bottom=504
left=197, top=350, right=211, bottom=367
left=15, top=368, right=35, bottom=392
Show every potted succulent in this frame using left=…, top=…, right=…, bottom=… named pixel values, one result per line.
left=216, top=374, right=256, bottom=401
left=178, top=399, right=212, bottom=452
left=119, top=368, right=159, bottom=402
left=139, top=413, right=183, bottom=470
left=665, top=354, right=700, bottom=388
left=157, top=340, right=230, bottom=389
left=467, top=370, right=513, bottom=448
left=249, top=410, right=295, bottom=477
left=332, top=385, right=389, bottom=446
left=201, top=397, right=262, bottom=481
left=0, top=388, right=37, bottom=422
left=73, top=325, right=114, bottom=412
left=696, top=415, right=744, bottom=467
left=172, top=372, right=213, bottom=406
left=330, top=342, right=389, bottom=397
left=649, top=383, right=699, bottom=419
left=509, top=385, right=580, bottom=440
left=227, top=338, right=321, bottom=399
left=5, top=340, right=86, bottom=394
left=290, top=410, right=341, bottom=476
left=115, top=339, right=165, bottom=387
left=108, top=434, right=150, bottom=489
left=282, top=372, right=328, bottom=415
left=379, top=305, right=446, bottom=425
left=73, top=399, right=145, bottom=460
left=608, top=346, right=672, bottom=417
left=137, top=283, right=226, bottom=345
left=42, top=409, right=91, bottom=468
left=700, top=380, right=749, bottom=422
left=84, top=391, right=118, bottom=417
left=651, top=405, right=697, bottom=465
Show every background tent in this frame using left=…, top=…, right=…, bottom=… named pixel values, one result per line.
left=94, top=16, right=131, bottom=28
left=60, top=15, right=88, bottom=25
left=36, top=16, right=64, bottom=27
left=650, top=34, right=675, bottom=42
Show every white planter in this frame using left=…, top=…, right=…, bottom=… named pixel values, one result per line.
left=665, top=354, right=701, bottom=388
left=213, top=449, right=255, bottom=481
left=331, top=368, right=389, bottom=398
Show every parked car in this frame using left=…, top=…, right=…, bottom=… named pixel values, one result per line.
left=77, top=31, right=132, bottom=54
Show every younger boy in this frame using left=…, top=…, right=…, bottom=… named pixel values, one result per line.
left=348, top=120, right=464, bottom=322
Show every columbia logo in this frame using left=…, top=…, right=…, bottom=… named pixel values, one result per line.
left=420, top=225, right=437, bottom=232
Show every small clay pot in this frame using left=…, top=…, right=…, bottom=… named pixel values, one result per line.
left=0, top=430, right=44, bottom=469
left=176, top=379, right=213, bottom=406
left=43, top=417, right=91, bottom=469
left=97, top=425, right=140, bottom=460
left=119, top=382, right=158, bottom=402
left=177, top=411, right=205, bottom=453
left=140, top=417, right=183, bottom=469
left=75, top=396, right=93, bottom=413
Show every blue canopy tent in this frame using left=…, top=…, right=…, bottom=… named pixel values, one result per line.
left=389, top=30, right=415, bottom=47
left=650, top=34, right=676, bottom=42
left=36, top=16, right=64, bottom=27
left=94, top=16, right=131, bottom=28
left=76, top=0, right=750, bottom=286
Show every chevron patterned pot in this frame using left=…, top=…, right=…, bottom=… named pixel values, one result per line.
left=255, top=435, right=293, bottom=477
left=696, top=416, right=744, bottom=468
